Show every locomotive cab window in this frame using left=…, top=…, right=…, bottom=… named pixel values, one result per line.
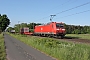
left=56, top=23, right=64, bottom=28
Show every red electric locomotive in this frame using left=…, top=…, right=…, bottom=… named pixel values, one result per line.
left=34, top=22, right=66, bottom=38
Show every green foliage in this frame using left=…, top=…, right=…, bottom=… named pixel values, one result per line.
left=7, top=22, right=90, bottom=34
left=10, top=33, right=90, bottom=60
left=6, top=27, right=14, bottom=32
left=7, top=22, right=42, bottom=33
left=0, top=34, right=6, bottom=60
left=30, top=29, right=34, bottom=32
left=64, top=24, right=90, bottom=34
left=0, top=14, right=10, bottom=32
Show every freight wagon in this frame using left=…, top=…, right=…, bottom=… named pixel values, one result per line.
left=20, top=27, right=31, bottom=35
left=10, top=30, right=15, bottom=34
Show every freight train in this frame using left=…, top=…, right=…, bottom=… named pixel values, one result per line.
left=20, top=22, right=66, bottom=38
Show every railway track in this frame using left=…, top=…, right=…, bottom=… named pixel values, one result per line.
left=61, top=38, right=90, bottom=44
left=28, top=35, right=90, bottom=44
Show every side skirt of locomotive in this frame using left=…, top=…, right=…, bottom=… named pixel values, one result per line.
left=33, top=32, right=65, bottom=39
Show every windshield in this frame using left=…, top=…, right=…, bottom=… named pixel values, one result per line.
left=56, top=23, right=64, bottom=28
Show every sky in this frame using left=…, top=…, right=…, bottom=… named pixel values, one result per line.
left=0, top=0, right=90, bottom=27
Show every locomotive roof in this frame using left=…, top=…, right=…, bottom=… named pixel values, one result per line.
left=35, top=22, right=64, bottom=27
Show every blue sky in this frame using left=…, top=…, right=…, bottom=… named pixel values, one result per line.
left=0, top=0, right=90, bottom=27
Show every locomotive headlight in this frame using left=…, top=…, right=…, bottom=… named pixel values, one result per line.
left=56, top=29, right=59, bottom=30
left=62, top=29, right=65, bottom=30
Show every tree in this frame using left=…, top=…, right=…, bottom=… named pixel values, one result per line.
left=14, top=24, right=20, bottom=33
left=6, top=27, right=13, bottom=32
left=0, top=14, right=10, bottom=32
left=20, top=23, right=28, bottom=28
left=65, top=24, right=90, bottom=34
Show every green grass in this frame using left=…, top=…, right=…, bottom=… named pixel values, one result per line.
left=66, top=34, right=90, bottom=40
left=9, top=33, right=90, bottom=60
left=0, top=34, right=6, bottom=60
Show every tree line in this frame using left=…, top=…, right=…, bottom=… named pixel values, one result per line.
left=7, top=22, right=90, bottom=34
left=0, top=14, right=10, bottom=33
left=65, top=24, right=90, bottom=34
left=0, top=14, right=89, bottom=34
left=7, top=23, right=41, bottom=33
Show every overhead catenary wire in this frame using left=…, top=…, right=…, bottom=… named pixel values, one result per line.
left=55, top=10, right=90, bottom=19
left=38, top=0, right=77, bottom=21
left=55, top=1, right=90, bottom=15
left=38, top=1, right=90, bottom=21
left=50, top=0, right=78, bottom=10
left=49, top=0, right=73, bottom=10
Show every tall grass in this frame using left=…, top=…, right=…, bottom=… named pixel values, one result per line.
left=0, top=34, right=6, bottom=60
left=10, top=33, right=90, bottom=60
